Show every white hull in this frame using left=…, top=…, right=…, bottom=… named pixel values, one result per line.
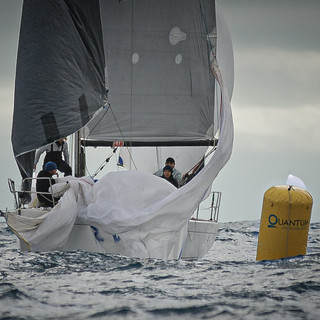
left=8, top=184, right=221, bottom=260
left=181, top=220, right=220, bottom=259
left=18, top=218, right=219, bottom=260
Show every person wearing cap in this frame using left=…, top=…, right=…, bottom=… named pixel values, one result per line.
left=161, top=165, right=179, bottom=188
left=154, top=157, right=182, bottom=186
left=36, top=161, right=59, bottom=207
left=33, top=138, right=72, bottom=176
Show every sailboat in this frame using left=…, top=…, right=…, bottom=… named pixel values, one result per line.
left=3, top=0, right=234, bottom=260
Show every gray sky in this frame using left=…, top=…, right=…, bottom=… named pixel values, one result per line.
left=0, top=0, right=319, bottom=223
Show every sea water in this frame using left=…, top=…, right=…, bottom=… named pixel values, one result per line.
left=0, top=219, right=319, bottom=320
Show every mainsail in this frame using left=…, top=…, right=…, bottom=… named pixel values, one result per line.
left=84, top=0, right=234, bottom=175
left=12, top=0, right=106, bottom=185
left=86, top=0, right=220, bottom=146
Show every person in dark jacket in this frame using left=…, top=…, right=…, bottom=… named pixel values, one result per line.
left=33, top=138, right=72, bottom=176
left=154, top=157, right=182, bottom=186
left=161, top=165, right=178, bottom=188
left=36, top=161, right=59, bottom=207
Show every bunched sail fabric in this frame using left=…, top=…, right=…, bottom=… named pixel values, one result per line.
left=87, top=0, right=219, bottom=146
left=12, top=0, right=106, bottom=180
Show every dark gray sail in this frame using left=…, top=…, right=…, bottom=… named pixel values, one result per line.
left=87, top=0, right=217, bottom=146
left=12, top=0, right=106, bottom=185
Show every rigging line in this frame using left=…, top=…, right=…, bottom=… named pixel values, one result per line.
left=130, top=0, right=134, bottom=157
left=69, top=134, right=74, bottom=174
left=196, top=145, right=215, bottom=171
left=84, top=103, right=111, bottom=141
left=198, top=1, right=220, bottom=91
left=198, top=1, right=210, bottom=37
left=180, top=144, right=217, bottom=187
left=204, top=144, right=217, bottom=158
left=210, top=59, right=223, bottom=118
left=83, top=102, right=137, bottom=171
left=85, top=164, right=92, bottom=179
left=7, top=223, right=31, bottom=252
left=198, top=0, right=221, bottom=134
left=155, top=147, right=162, bottom=171
left=79, top=104, right=125, bottom=176
left=198, top=0, right=215, bottom=59
left=286, top=186, right=293, bottom=257
left=108, top=106, right=137, bottom=170
left=189, top=143, right=217, bottom=172
left=92, top=147, right=118, bottom=178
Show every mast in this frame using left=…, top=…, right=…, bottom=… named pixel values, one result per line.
left=74, top=130, right=86, bottom=177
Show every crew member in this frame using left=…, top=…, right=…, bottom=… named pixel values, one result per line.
left=161, top=165, right=179, bottom=188
left=36, top=161, right=59, bottom=207
left=154, top=157, right=182, bottom=186
left=34, top=138, right=72, bottom=176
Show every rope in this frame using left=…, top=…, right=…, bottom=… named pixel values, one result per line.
left=92, top=147, right=118, bottom=178
left=7, top=219, right=31, bottom=251
left=84, top=103, right=110, bottom=140
left=180, top=145, right=216, bottom=186
left=83, top=102, right=137, bottom=176
left=108, top=106, right=137, bottom=170
left=286, top=186, right=293, bottom=257
left=83, top=98, right=137, bottom=173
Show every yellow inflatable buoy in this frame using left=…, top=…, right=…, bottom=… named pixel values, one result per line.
left=256, top=185, right=312, bottom=261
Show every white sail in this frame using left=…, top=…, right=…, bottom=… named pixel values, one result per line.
left=86, top=0, right=219, bottom=146
left=286, top=174, right=307, bottom=190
